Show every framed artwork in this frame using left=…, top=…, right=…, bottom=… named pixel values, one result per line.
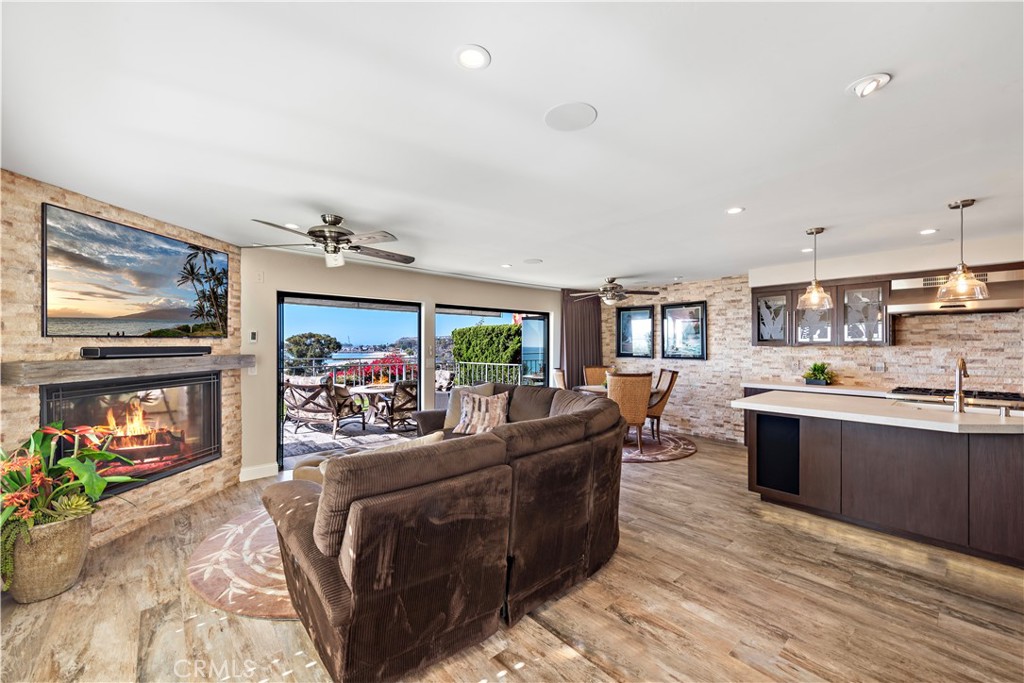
left=662, top=301, right=707, bottom=360
left=42, top=204, right=229, bottom=337
left=616, top=305, right=654, bottom=358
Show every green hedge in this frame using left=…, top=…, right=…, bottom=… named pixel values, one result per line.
left=452, top=324, right=522, bottom=365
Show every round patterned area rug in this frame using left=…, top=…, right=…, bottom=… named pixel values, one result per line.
left=187, top=508, right=297, bottom=620
left=622, top=430, right=698, bottom=463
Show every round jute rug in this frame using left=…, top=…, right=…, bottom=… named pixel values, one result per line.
left=622, top=430, right=698, bottom=463
left=186, top=508, right=297, bottom=620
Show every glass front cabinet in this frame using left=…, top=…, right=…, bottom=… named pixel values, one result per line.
left=752, top=290, right=792, bottom=346
left=752, top=280, right=890, bottom=347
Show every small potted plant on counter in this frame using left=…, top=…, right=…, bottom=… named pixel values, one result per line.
left=803, top=362, right=837, bottom=386
left=1, top=423, right=137, bottom=603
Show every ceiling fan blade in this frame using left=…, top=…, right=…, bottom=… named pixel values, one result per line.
left=251, top=219, right=311, bottom=240
left=345, top=230, right=397, bottom=246
left=571, top=293, right=602, bottom=302
left=569, top=291, right=601, bottom=297
left=241, top=243, right=313, bottom=249
left=622, top=290, right=659, bottom=295
left=348, top=245, right=415, bottom=264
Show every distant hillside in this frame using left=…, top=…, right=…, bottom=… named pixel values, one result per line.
left=113, top=307, right=196, bottom=321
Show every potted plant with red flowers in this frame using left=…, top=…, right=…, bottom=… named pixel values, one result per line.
left=1, top=423, right=138, bottom=603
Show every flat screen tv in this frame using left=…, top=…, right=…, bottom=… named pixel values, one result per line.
left=42, top=204, right=229, bottom=338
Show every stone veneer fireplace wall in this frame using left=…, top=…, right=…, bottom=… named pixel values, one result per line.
left=0, top=169, right=243, bottom=547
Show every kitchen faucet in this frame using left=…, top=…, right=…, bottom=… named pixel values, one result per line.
left=952, top=357, right=969, bottom=413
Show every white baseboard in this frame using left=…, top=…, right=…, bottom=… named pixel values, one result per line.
left=239, top=462, right=280, bottom=482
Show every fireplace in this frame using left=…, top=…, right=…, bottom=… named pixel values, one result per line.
left=41, top=373, right=221, bottom=497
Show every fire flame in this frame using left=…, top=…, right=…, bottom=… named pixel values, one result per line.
left=106, top=398, right=160, bottom=445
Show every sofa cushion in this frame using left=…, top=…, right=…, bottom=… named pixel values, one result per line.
left=490, top=413, right=586, bottom=460
left=372, top=430, right=444, bottom=453
left=508, top=385, right=557, bottom=423
left=454, top=392, right=509, bottom=434
left=313, top=432, right=507, bottom=557
left=443, top=383, right=496, bottom=429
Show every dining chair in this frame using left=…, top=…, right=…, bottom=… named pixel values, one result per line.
left=607, top=372, right=654, bottom=453
left=646, top=369, right=679, bottom=444
left=553, top=368, right=567, bottom=389
left=582, top=365, right=612, bottom=386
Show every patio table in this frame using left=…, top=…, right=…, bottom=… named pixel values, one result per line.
left=350, top=384, right=394, bottom=423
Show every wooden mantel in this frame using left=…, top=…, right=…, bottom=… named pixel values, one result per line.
left=0, top=354, right=256, bottom=387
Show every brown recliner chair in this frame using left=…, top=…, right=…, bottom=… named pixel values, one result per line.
left=262, top=433, right=512, bottom=682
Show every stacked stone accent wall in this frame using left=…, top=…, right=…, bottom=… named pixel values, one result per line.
left=1, top=170, right=242, bottom=547
left=603, top=275, right=1024, bottom=444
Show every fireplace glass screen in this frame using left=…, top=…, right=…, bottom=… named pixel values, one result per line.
left=41, top=373, right=221, bottom=498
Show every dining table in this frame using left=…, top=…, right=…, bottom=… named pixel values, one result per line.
left=573, top=384, right=608, bottom=396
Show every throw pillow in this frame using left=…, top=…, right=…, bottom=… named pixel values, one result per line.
left=443, top=383, right=496, bottom=429
left=453, top=391, right=509, bottom=434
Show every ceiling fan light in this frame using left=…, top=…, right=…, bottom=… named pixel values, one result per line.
left=325, top=250, right=345, bottom=268
left=797, top=280, right=834, bottom=310
left=936, top=263, right=988, bottom=301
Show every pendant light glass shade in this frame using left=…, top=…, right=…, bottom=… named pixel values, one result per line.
left=796, top=227, right=834, bottom=311
left=937, top=199, right=988, bottom=302
left=936, top=263, right=988, bottom=301
left=797, top=280, right=834, bottom=310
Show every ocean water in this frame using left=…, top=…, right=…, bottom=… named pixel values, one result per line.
left=47, top=317, right=200, bottom=337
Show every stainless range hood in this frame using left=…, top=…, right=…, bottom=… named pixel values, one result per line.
left=888, top=268, right=1024, bottom=315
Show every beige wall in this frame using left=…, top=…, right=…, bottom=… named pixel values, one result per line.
left=239, top=248, right=562, bottom=479
left=604, top=273, right=1024, bottom=444
left=0, top=170, right=243, bottom=547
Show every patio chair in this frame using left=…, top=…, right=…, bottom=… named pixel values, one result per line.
left=646, top=369, right=679, bottom=444
left=607, top=372, right=653, bottom=453
left=283, top=374, right=366, bottom=437
left=378, top=379, right=419, bottom=431
left=583, top=365, right=612, bottom=386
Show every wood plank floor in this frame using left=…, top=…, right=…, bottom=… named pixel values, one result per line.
left=3, top=436, right=1022, bottom=682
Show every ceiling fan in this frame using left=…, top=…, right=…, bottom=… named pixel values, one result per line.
left=246, top=214, right=415, bottom=267
left=570, top=278, right=659, bottom=305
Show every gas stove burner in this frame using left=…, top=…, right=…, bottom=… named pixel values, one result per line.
left=889, top=386, right=1024, bottom=408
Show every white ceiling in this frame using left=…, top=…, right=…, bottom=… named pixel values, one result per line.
left=3, top=3, right=1022, bottom=290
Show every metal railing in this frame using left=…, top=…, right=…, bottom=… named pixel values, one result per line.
left=283, top=356, right=419, bottom=386
left=283, top=356, right=545, bottom=388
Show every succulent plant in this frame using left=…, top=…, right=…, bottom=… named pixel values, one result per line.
left=50, top=494, right=95, bottom=519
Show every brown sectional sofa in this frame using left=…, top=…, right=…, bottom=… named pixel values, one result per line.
left=262, top=385, right=625, bottom=682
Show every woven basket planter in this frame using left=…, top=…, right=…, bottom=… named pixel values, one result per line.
left=8, top=514, right=92, bottom=604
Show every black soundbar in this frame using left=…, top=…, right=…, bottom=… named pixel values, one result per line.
left=80, top=346, right=212, bottom=359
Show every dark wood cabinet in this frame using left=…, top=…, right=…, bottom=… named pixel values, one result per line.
left=836, top=281, right=890, bottom=346
left=747, top=412, right=841, bottom=513
left=969, top=434, right=1024, bottom=561
left=752, top=278, right=888, bottom=347
left=746, top=412, right=1024, bottom=565
left=841, top=423, right=969, bottom=545
left=751, top=290, right=792, bottom=346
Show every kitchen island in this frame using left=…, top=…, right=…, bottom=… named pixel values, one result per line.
left=731, top=391, right=1024, bottom=565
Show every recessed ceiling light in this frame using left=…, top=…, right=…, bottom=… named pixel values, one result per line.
left=920, top=228, right=938, bottom=235
left=847, top=72, right=892, bottom=98
left=523, top=258, right=543, bottom=265
left=456, top=45, right=491, bottom=70
left=544, top=102, right=598, bottom=132
left=726, top=207, right=745, bottom=215
left=500, top=263, right=512, bottom=268
left=801, top=248, right=814, bottom=253
left=284, top=223, right=300, bottom=230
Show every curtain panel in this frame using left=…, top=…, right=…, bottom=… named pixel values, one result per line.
left=560, top=289, right=603, bottom=389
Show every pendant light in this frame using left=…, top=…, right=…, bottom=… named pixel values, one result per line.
left=936, top=199, right=989, bottom=302
left=797, top=227, right=834, bottom=311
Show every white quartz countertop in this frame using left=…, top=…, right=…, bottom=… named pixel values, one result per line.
left=740, top=379, right=890, bottom=398
left=731, top=391, right=1024, bottom=435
